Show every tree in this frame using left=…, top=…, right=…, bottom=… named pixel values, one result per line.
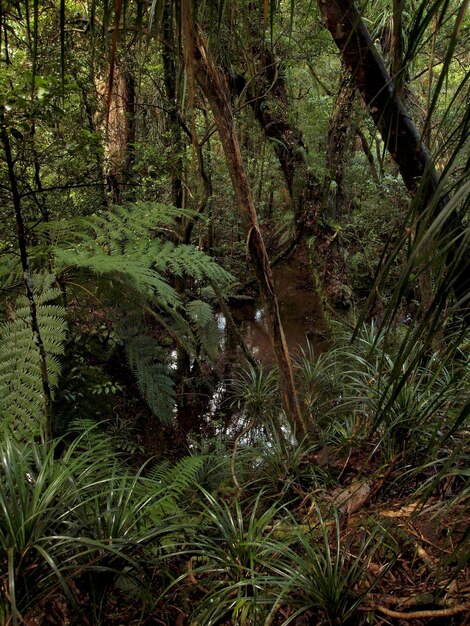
left=317, top=0, right=470, bottom=319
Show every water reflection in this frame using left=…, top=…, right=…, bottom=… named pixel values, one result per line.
left=226, top=256, right=327, bottom=365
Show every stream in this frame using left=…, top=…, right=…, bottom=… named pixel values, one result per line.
left=224, top=250, right=328, bottom=364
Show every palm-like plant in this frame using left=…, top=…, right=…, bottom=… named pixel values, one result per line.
left=0, top=430, right=187, bottom=624
left=240, top=434, right=328, bottom=504
left=229, top=364, right=280, bottom=423
left=271, top=507, right=395, bottom=626
left=187, top=491, right=286, bottom=626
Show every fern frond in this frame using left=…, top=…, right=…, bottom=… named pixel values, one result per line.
left=187, top=299, right=220, bottom=360
left=46, top=203, right=236, bottom=423
left=80, top=202, right=196, bottom=248
left=125, top=333, right=176, bottom=424
left=0, top=274, right=67, bottom=430
left=146, top=454, right=206, bottom=499
left=53, top=203, right=235, bottom=307
left=152, top=240, right=235, bottom=287
left=34, top=217, right=86, bottom=246
left=55, top=248, right=181, bottom=308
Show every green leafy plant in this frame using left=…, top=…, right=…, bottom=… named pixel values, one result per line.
left=271, top=506, right=395, bottom=626
left=229, top=364, right=280, bottom=421
left=0, top=429, right=188, bottom=625
left=187, top=491, right=285, bottom=626
left=241, top=434, right=327, bottom=504
left=0, top=274, right=67, bottom=435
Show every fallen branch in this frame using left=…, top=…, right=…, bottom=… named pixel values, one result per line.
left=376, top=603, right=470, bottom=620
left=366, top=592, right=462, bottom=608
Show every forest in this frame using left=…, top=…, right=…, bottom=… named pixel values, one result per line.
left=0, top=0, right=469, bottom=624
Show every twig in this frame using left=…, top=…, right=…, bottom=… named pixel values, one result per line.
left=231, top=415, right=257, bottom=491
left=187, top=558, right=209, bottom=594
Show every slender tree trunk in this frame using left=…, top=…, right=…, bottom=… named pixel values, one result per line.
left=74, top=68, right=108, bottom=207
left=1, top=122, right=52, bottom=439
left=162, top=2, right=184, bottom=211
left=317, top=0, right=436, bottom=194
left=233, top=46, right=322, bottom=238
left=99, top=55, right=136, bottom=203
left=425, top=13, right=439, bottom=146
left=391, top=0, right=405, bottom=91
left=356, top=127, right=380, bottom=185
left=175, top=115, right=212, bottom=245
left=193, top=33, right=307, bottom=438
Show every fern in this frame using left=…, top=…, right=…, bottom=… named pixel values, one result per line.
left=0, top=274, right=67, bottom=430
left=187, top=299, right=220, bottom=360
left=43, top=203, right=236, bottom=425
left=125, top=332, right=176, bottom=424
left=55, top=248, right=181, bottom=307
left=148, top=454, right=206, bottom=497
left=151, top=240, right=235, bottom=285
left=52, top=202, right=235, bottom=309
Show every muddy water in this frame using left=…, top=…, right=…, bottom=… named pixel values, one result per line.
left=229, top=252, right=328, bottom=364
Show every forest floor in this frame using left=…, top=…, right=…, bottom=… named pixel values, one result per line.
left=94, top=448, right=470, bottom=626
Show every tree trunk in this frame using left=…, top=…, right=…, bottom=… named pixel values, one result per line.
left=317, top=0, right=436, bottom=194
left=391, top=0, right=405, bottom=91
left=356, top=127, right=380, bottom=185
left=98, top=55, right=136, bottom=203
left=232, top=46, right=321, bottom=238
left=162, top=1, right=184, bottom=211
left=193, top=32, right=307, bottom=438
left=317, top=0, right=469, bottom=320
left=325, top=64, right=355, bottom=219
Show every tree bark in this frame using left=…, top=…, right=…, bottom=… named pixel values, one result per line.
left=162, top=1, right=184, bottom=211
left=101, top=56, right=136, bottom=202
left=356, top=127, right=380, bottom=185
left=193, top=33, right=307, bottom=438
left=391, top=0, right=405, bottom=90
left=325, top=64, right=355, bottom=219
left=231, top=46, right=321, bottom=238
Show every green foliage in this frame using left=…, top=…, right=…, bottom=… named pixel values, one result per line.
left=0, top=274, right=67, bottom=433
left=293, top=341, right=342, bottom=435
left=125, top=331, right=176, bottom=424
left=52, top=202, right=234, bottom=308
left=187, top=298, right=220, bottom=360
left=187, top=492, right=285, bottom=626
left=0, top=429, right=189, bottom=625
left=146, top=454, right=208, bottom=512
left=229, top=364, right=280, bottom=421
left=272, top=506, right=395, bottom=626
left=0, top=1, right=468, bottom=621
left=15, top=202, right=235, bottom=427
left=241, top=436, right=329, bottom=503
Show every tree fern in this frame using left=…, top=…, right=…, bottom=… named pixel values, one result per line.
left=14, top=203, right=236, bottom=428
left=55, top=247, right=181, bottom=307
left=0, top=274, right=67, bottom=432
